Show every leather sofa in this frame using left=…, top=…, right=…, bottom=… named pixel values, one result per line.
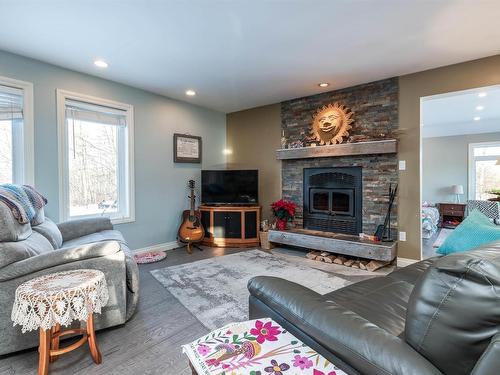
left=248, top=242, right=500, bottom=375
left=0, top=202, right=139, bottom=355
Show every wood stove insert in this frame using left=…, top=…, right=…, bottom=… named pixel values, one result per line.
left=303, top=167, right=362, bottom=235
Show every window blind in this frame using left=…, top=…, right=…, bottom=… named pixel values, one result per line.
left=0, top=84, right=23, bottom=121
left=65, top=99, right=127, bottom=127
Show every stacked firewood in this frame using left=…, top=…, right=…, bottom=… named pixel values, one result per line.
left=306, top=251, right=390, bottom=272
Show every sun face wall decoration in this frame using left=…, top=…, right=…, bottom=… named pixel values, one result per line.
left=310, top=103, right=354, bottom=145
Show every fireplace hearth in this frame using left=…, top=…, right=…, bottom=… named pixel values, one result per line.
left=303, top=167, right=362, bottom=235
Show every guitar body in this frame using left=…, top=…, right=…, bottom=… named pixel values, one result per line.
left=177, top=180, right=205, bottom=253
left=178, top=209, right=204, bottom=242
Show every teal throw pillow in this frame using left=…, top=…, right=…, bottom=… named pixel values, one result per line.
left=437, top=210, right=500, bottom=255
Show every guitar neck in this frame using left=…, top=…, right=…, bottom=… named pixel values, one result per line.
left=190, top=188, right=195, bottom=215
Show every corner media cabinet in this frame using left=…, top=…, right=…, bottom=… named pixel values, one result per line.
left=199, top=205, right=260, bottom=247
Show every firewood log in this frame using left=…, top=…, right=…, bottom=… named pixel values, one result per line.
left=343, top=259, right=355, bottom=267
left=334, top=256, right=347, bottom=265
left=306, top=251, right=321, bottom=260
left=324, top=255, right=336, bottom=263
left=366, top=260, right=390, bottom=272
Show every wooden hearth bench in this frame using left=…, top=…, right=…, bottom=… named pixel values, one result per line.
left=268, top=228, right=397, bottom=262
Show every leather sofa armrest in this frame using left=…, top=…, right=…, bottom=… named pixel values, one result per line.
left=248, top=276, right=324, bottom=317
left=0, top=241, right=120, bottom=281
left=57, top=217, right=113, bottom=242
left=471, top=332, right=500, bottom=375
left=248, top=276, right=442, bottom=375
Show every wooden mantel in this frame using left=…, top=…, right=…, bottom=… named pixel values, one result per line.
left=276, top=139, right=397, bottom=160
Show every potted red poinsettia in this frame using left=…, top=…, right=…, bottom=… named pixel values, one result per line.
left=271, top=199, right=296, bottom=230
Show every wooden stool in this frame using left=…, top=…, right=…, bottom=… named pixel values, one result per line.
left=11, top=269, right=109, bottom=375
left=38, top=313, right=101, bottom=375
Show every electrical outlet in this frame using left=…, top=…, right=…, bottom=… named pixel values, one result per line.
left=399, top=231, right=407, bottom=241
left=399, top=160, right=406, bottom=170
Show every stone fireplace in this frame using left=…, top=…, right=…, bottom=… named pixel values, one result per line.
left=282, top=154, right=397, bottom=237
left=303, top=166, right=362, bottom=235
left=280, top=77, right=399, bottom=237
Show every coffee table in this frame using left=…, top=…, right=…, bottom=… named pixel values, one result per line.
left=183, top=318, right=347, bottom=375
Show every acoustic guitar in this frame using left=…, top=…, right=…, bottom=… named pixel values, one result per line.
left=178, top=180, right=205, bottom=253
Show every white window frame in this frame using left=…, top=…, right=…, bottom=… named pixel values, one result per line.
left=56, top=89, right=135, bottom=224
left=468, top=141, right=500, bottom=200
left=0, top=75, right=34, bottom=185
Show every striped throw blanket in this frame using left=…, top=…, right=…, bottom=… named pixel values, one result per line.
left=0, top=184, right=47, bottom=224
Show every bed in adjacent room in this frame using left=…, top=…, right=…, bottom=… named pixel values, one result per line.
left=422, top=204, right=440, bottom=239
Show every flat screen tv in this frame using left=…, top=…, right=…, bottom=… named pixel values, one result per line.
left=201, top=170, right=258, bottom=205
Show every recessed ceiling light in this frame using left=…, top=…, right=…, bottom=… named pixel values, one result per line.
left=478, top=92, right=487, bottom=98
left=476, top=105, right=484, bottom=111
left=93, top=59, right=108, bottom=68
left=474, top=116, right=481, bottom=121
left=185, top=90, right=196, bottom=96
left=318, top=83, right=330, bottom=88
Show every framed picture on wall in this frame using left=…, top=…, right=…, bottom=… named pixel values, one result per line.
left=173, top=133, right=202, bottom=163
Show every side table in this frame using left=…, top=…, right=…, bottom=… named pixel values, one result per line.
left=438, top=203, right=467, bottom=228
left=11, top=269, right=109, bottom=375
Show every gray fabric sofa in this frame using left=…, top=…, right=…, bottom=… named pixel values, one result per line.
left=248, top=242, right=500, bottom=375
left=0, top=202, right=139, bottom=355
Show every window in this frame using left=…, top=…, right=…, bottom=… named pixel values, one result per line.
left=57, top=90, right=134, bottom=223
left=469, top=142, right=500, bottom=200
left=0, top=76, right=34, bottom=185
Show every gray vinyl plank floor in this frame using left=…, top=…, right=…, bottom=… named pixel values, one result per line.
left=0, top=246, right=250, bottom=375
left=0, top=245, right=377, bottom=375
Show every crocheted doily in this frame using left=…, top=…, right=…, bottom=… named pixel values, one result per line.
left=11, top=269, right=109, bottom=333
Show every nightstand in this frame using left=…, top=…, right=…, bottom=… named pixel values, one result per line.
left=438, top=203, right=467, bottom=228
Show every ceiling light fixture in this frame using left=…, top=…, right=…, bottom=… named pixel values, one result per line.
left=93, top=59, right=108, bottom=68
left=476, top=105, right=484, bottom=111
left=318, top=83, right=330, bottom=88
left=474, top=116, right=481, bottom=121
left=185, top=90, right=196, bottom=96
left=478, top=92, right=487, bottom=98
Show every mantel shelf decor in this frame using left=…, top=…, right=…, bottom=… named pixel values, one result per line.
left=276, top=139, right=397, bottom=160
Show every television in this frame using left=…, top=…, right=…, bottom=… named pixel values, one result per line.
left=201, top=170, right=258, bottom=205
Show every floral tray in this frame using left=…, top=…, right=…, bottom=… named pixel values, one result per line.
left=182, top=318, right=347, bottom=375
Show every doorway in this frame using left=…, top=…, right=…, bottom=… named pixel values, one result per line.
left=420, top=85, right=500, bottom=258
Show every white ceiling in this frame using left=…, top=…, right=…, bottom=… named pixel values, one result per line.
left=1, top=1, right=500, bottom=113
left=421, top=85, right=500, bottom=138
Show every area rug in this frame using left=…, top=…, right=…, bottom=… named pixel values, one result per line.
left=150, top=249, right=353, bottom=330
left=133, top=250, right=167, bottom=264
left=433, top=228, right=453, bottom=248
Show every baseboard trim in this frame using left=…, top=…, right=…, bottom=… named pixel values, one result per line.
left=132, top=240, right=182, bottom=254
left=132, top=243, right=422, bottom=265
left=397, top=257, right=419, bottom=267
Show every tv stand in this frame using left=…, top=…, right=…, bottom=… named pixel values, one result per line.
left=203, top=203, right=257, bottom=207
left=199, top=205, right=261, bottom=247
